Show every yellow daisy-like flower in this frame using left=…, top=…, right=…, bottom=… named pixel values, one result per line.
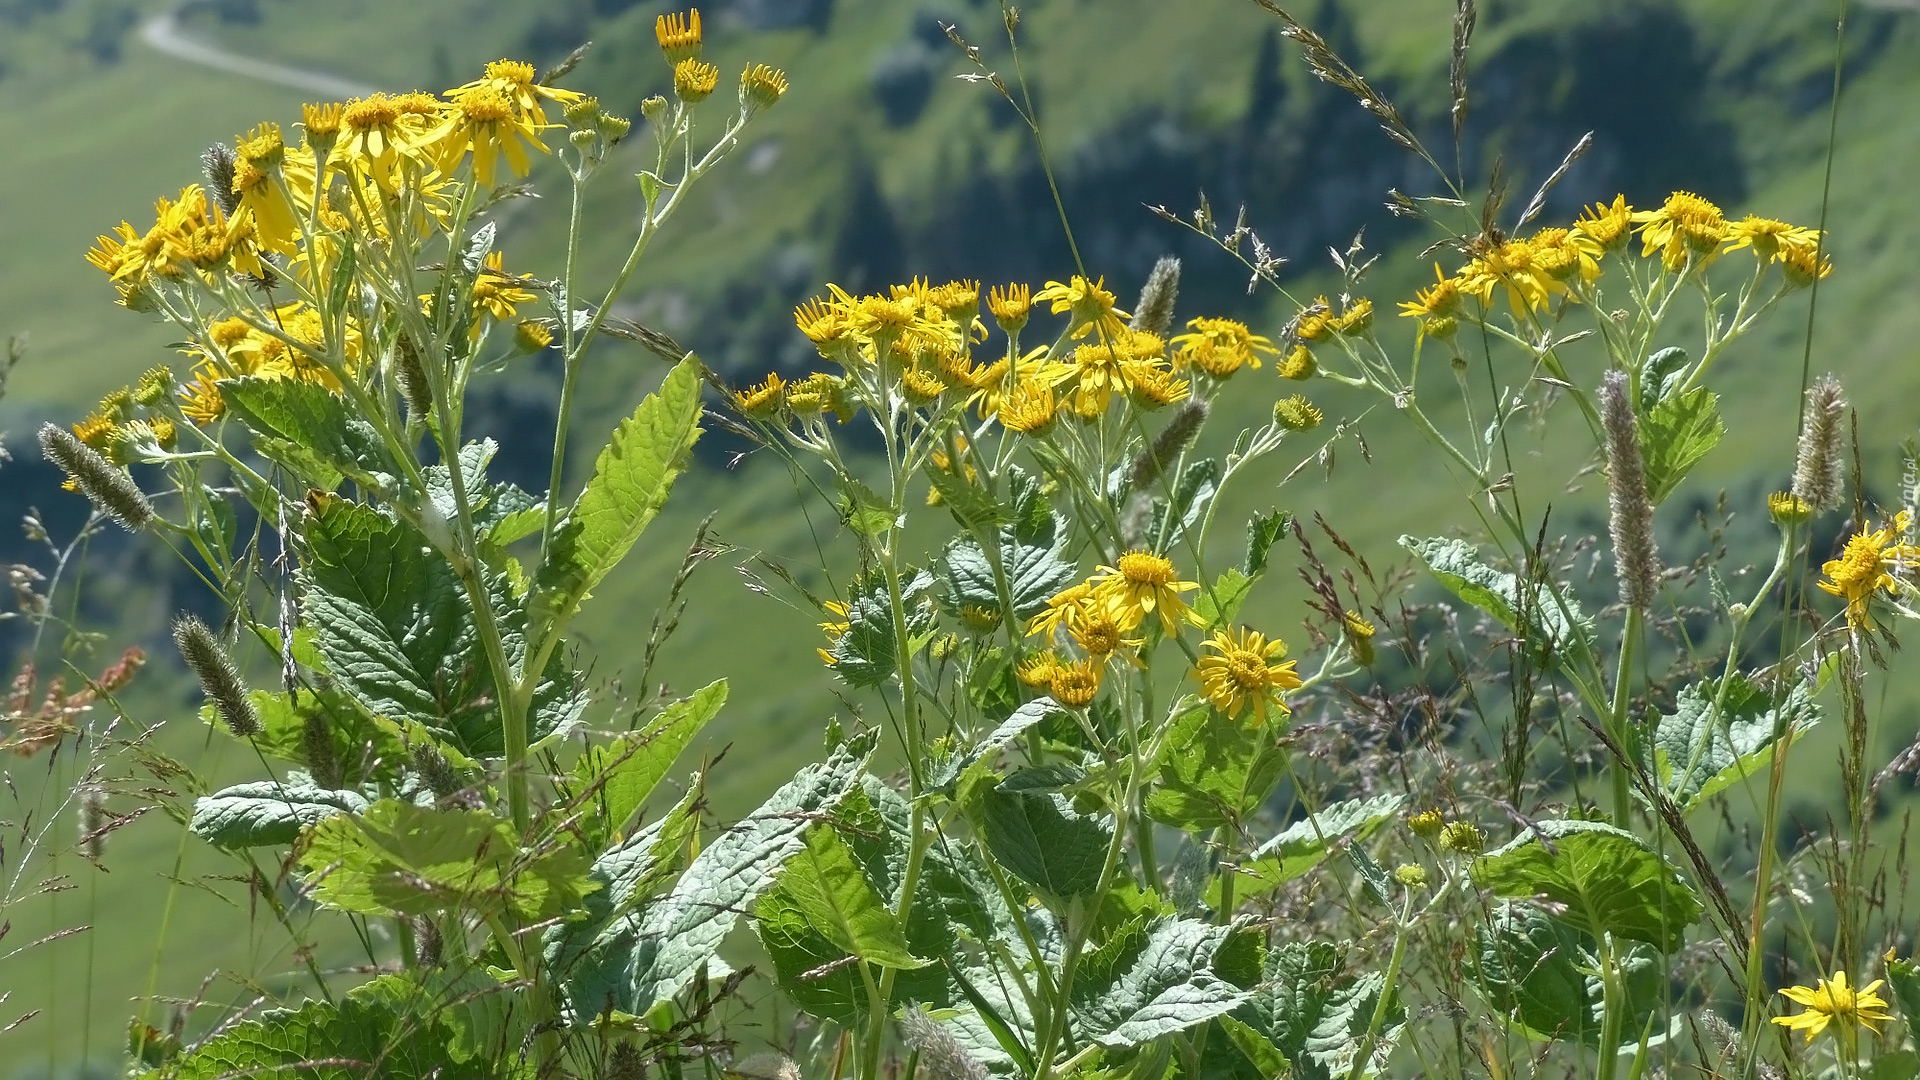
left=1124, top=359, right=1188, bottom=410
left=1727, top=216, right=1820, bottom=262
left=1294, top=297, right=1336, bottom=343
left=1066, top=602, right=1143, bottom=662
left=1780, top=243, right=1834, bottom=288
left=1342, top=610, right=1377, bottom=665
left=1171, top=316, right=1277, bottom=378
left=179, top=364, right=228, bottom=423
left=1458, top=237, right=1562, bottom=315
left=1573, top=194, right=1633, bottom=251
left=471, top=251, right=538, bottom=328
left=72, top=412, right=118, bottom=452
left=735, top=372, right=785, bottom=418
left=1089, top=551, right=1202, bottom=635
left=1015, top=651, right=1061, bottom=689
left=988, top=283, right=1032, bottom=334
left=1398, top=263, right=1463, bottom=342
left=817, top=600, right=850, bottom=666
left=1528, top=227, right=1603, bottom=285
left=1817, top=511, right=1919, bottom=629
left=1277, top=344, right=1316, bottom=381
left=1049, top=657, right=1102, bottom=708
left=674, top=59, right=720, bottom=103
left=997, top=377, right=1057, bottom=435
left=1333, top=297, right=1373, bottom=336
left=448, top=58, right=584, bottom=129
left=422, top=84, right=550, bottom=186
left=340, top=93, right=414, bottom=188
left=1272, top=395, right=1322, bottom=431
left=301, top=101, right=345, bottom=151
left=740, top=64, right=790, bottom=112
left=900, top=365, right=947, bottom=405
left=1192, top=627, right=1302, bottom=721
left=1026, top=581, right=1095, bottom=640
left=1632, top=190, right=1728, bottom=260
left=656, top=10, right=703, bottom=64
left=1767, top=491, right=1812, bottom=527
left=1034, top=275, right=1129, bottom=341
left=1772, top=971, right=1893, bottom=1044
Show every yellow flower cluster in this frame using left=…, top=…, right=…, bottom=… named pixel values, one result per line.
left=1020, top=552, right=1206, bottom=709
left=1393, top=191, right=1828, bottom=326
left=1817, top=510, right=1918, bottom=630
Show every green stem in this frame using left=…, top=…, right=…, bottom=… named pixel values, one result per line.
left=1606, top=607, right=1643, bottom=826
left=1345, top=889, right=1414, bottom=1080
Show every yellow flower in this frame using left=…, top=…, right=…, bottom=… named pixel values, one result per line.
left=1767, top=491, right=1812, bottom=527
left=1090, top=551, right=1202, bottom=635
left=1015, top=651, right=1061, bottom=689
left=1407, top=809, right=1445, bottom=840
left=1066, top=602, right=1143, bottom=662
left=72, top=412, right=118, bottom=451
left=1026, top=581, right=1095, bottom=640
left=1780, top=244, right=1834, bottom=288
left=422, top=84, right=551, bottom=186
left=656, top=9, right=703, bottom=64
left=817, top=600, right=850, bottom=666
left=447, top=59, right=583, bottom=129
left=1342, top=610, right=1377, bottom=665
left=735, top=372, right=785, bottom=418
left=1171, top=316, right=1276, bottom=378
left=998, top=377, right=1057, bottom=435
left=1528, top=227, right=1603, bottom=284
left=926, top=279, right=980, bottom=322
left=1817, top=511, right=1919, bottom=629
left=1049, top=657, right=1102, bottom=708
left=1573, top=194, right=1633, bottom=251
left=1272, top=395, right=1322, bottom=431
left=1277, top=344, right=1316, bottom=381
left=1333, top=297, right=1373, bottom=336
left=674, top=59, right=720, bottom=103
left=1124, top=359, right=1188, bottom=410
left=899, top=366, right=947, bottom=405
left=1294, top=297, right=1335, bottom=343
left=1632, top=190, right=1728, bottom=260
left=514, top=319, right=553, bottom=353
left=338, top=93, right=417, bottom=188
left=471, top=252, right=538, bottom=328
left=1398, top=264, right=1462, bottom=342
left=301, top=101, right=345, bottom=151
left=741, top=64, right=790, bottom=112
left=1772, top=971, right=1893, bottom=1043
left=1192, top=627, right=1302, bottom=721
left=988, top=283, right=1032, bottom=334
left=1034, top=275, right=1129, bottom=341
left=1727, top=216, right=1821, bottom=262
left=179, top=365, right=227, bottom=423
left=1458, top=237, right=1561, bottom=315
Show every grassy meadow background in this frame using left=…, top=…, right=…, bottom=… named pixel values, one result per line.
left=2, top=0, right=1918, bottom=1073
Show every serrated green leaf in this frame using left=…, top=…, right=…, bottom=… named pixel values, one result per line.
left=1071, top=918, right=1254, bottom=1049
left=137, top=993, right=496, bottom=1080
left=1193, top=569, right=1254, bottom=631
left=570, top=679, right=727, bottom=847
left=620, top=735, right=874, bottom=1014
left=1209, top=795, right=1404, bottom=908
left=982, top=788, right=1113, bottom=902
left=777, top=822, right=926, bottom=969
left=1146, top=698, right=1287, bottom=832
left=347, top=970, right=520, bottom=1066
left=938, top=473, right=1078, bottom=622
left=1640, top=386, right=1723, bottom=504
left=1240, top=940, right=1404, bottom=1080
left=221, top=376, right=396, bottom=491
left=1867, top=1051, right=1920, bottom=1080
left=1473, top=902, right=1662, bottom=1049
left=934, top=696, right=1065, bottom=792
left=1400, top=535, right=1594, bottom=667
left=1645, top=674, right=1817, bottom=812
left=534, top=355, right=704, bottom=637
left=1638, top=346, right=1689, bottom=410
left=1245, top=510, right=1291, bottom=578
left=823, top=569, right=937, bottom=690
left=300, top=799, right=595, bottom=922
left=1471, top=819, right=1702, bottom=952
left=839, top=476, right=897, bottom=538
left=1216, top=1014, right=1291, bottom=1078
left=190, top=778, right=368, bottom=850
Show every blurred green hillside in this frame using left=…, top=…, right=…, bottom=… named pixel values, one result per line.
left=3, top=0, right=1919, bottom=1073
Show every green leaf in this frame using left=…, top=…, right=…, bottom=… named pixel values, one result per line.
left=822, top=568, right=937, bottom=690
left=1146, top=458, right=1220, bottom=551
left=347, top=970, right=520, bottom=1066
left=544, top=785, right=704, bottom=1020
left=190, top=777, right=368, bottom=850
left=1473, top=902, right=1662, bottom=1049
left=1638, top=346, right=1689, bottom=410
left=1192, top=569, right=1254, bottom=632
left=1644, top=673, right=1817, bottom=812
left=1886, top=953, right=1920, bottom=1027
left=221, top=376, right=397, bottom=491
left=138, top=993, right=495, bottom=1080
left=326, top=242, right=358, bottom=316
left=1244, top=510, right=1292, bottom=579
left=1470, top=819, right=1703, bottom=952
left=981, top=788, right=1113, bottom=902
left=839, top=476, right=898, bottom=538
left=300, top=799, right=595, bottom=922
left=1640, top=386, right=1723, bottom=504
left=1209, top=795, right=1404, bottom=908
left=1146, top=697, right=1288, bottom=832
left=569, top=679, right=727, bottom=846
left=1216, top=1014, right=1291, bottom=1079
left=534, top=355, right=704, bottom=637
left=620, top=734, right=873, bottom=1014
left=1071, top=918, right=1255, bottom=1049
left=776, top=822, right=927, bottom=969
left=1867, top=1051, right=1920, bottom=1080
left=938, top=471, right=1079, bottom=623
left=1241, top=941, right=1403, bottom=1080
left=1400, top=535, right=1594, bottom=667
left=934, top=696, right=1065, bottom=792
left=201, top=687, right=409, bottom=786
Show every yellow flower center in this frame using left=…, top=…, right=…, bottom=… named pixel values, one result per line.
left=485, top=59, right=536, bottom=87
left=344, top=94, right=402, bottom=131
left=459, top=88, right=514, bottom=123
left=1116, top=551, right=1175, bottom=587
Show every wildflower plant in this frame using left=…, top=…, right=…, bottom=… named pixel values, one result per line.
left=34, top=1, right=1920, bottom=1078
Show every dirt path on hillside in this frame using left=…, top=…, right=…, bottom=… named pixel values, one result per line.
left=139, top=9, right=377, bottom=99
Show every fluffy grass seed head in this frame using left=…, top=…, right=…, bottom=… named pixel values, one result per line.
left=1792, top=375, right=1848, bottom=512
left=173, top=614, right=258, bottom=738
left=1193, top=627, right=1302, bottom=722
left=1601, top=370, right=1661, bottom=611
left=1773, top=972, right=1893, bottom=1044
left=1129, top=256, right=1182, bottom=338
left=40, top=424, right=152, bottom=531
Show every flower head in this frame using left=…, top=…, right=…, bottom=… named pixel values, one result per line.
left=1090, top=551, right=1202, bottom=635
left=1035, top=275, right=1129, bottom=342
left=674, top=59, right=720, bottom=103
left=1818, top=511, right=1919, bottom=629
left=997, top=377, right=1057, bottom=435
left=656, top=10, right=703, bottom=64
left=1727, top=216, right=1821, bottom=263
left=1049, top=657, right=1102, bottom=708
left=1573, top=195, right=1633, bottom=251
left=1398, top=264, right=1462, bottom=342
left=988, top=283, right=1032, bottom=334
left=1772, top=971, right=1893, bottom=1044
left=1632, top=190, right=1728, bottom=266
left=740, top=64, right=790, bottom=112
left=735, top=372, right=786, bottom=419
left=1272, top=395, right=1322, bottom=431
left=1171, top=317, right=1276, bottom=378
left=1193, top=627, right=1302, bottom=721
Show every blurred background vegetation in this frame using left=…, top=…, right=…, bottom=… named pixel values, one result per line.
left=1, top=0, right=1916, bottom=1074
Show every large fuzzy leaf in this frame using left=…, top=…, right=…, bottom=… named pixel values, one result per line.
left=190, top=776, right=368, bottom=850
left=1070, top=918, right=1254, bottom=1049
left=136, top=993, right=497, bottom=1080
left=1400, top=535, right=1594, bottom=667
left=1643, top=673, right=1817, bottom=812
left=1209, top=795, right=1404, bottom=909
left=1471, top=819, right=1703, bottom=952
left=220, top=375, right=398, bottom=493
